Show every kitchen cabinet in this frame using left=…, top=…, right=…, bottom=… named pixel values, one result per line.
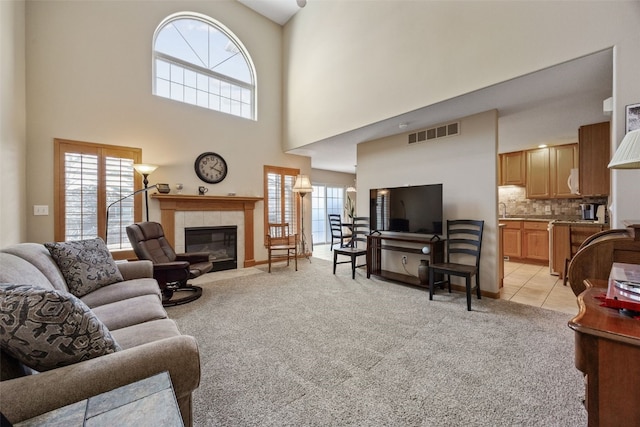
left=500, top=220, right=551, bottom=263
left=522, top=221, right=550, bottom=262
left=526, top=144, right=579, bottom=199
left=526, top=148, right=550, bottom=198
left=550, top=144, right=579, bottom=198
left=551, top=222, right=608, bottom=278
left=499, top=151, right=525, bottom=186
left=579, top=121, right=610, bottom=196
left=501, top=221, right=522, bottom=259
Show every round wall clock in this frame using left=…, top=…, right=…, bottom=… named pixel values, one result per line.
left=194, top=152, right=228, bottom=184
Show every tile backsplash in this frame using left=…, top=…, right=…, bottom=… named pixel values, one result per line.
left=498, top=186, right=608, bottom=220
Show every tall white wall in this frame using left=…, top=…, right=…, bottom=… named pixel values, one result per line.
left=358, top=110, right=499, bottom=293
left=0, top=0, right=27, bottom=246
left=23, top=0, right=310, bottom=261
left=283, top=1, right=640, bottom=227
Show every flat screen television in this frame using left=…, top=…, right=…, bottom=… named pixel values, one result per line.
left=369, top=184, right=443, bottom=235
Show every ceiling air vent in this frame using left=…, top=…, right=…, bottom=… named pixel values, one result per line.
left=408, top=121, right=460, bottom=144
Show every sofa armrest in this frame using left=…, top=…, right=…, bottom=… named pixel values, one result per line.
left=117, top=260, right=153, bottom=280
left=0, top=335, right=200, bottom=424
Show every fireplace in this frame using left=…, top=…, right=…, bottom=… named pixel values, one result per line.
left=185, top=226, right=237, bottom=272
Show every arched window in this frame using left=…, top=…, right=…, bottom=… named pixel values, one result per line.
left=153, top=13, right=256, bottom=120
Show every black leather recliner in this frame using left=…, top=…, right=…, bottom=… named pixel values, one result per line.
left=126, top=221, right=211, bottom=306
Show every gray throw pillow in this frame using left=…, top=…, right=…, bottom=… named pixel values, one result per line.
left=0, top=284, right=121, bottom=372
left=45, top=238, right=123, bottom=297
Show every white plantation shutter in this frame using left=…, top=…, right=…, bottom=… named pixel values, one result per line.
left=105, top=156, right=136, bottom=249
left=64, top=153, right=99, bottom=240
left=264, top=166, right=299, bottom=242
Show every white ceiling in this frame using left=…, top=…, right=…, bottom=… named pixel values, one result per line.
left=237, top=0, right=303, bottom=25
left=236, top=1, right=614, bottom=175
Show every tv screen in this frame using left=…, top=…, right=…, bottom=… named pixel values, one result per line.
left=369, top=184, right=443, bottom=235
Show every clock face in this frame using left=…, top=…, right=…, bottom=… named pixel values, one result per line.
left=195, top=152, right=228, bottom=184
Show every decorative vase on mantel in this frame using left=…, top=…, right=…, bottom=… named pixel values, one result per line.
left=418, top=259, right=429, bottom=286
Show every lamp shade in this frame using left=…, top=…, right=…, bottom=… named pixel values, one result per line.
left=292, top=174, right=313, bottom=193
left=608, top=129, right=640, bottom=169
left=133, top=163, right=159, bottom=175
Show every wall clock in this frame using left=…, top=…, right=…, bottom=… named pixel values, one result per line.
left=194, top=152, right=228, bottom=184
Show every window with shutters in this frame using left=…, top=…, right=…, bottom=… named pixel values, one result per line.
left=54, top=139, right=142, bottom=258
left=263, top=165, right=299, bottom=245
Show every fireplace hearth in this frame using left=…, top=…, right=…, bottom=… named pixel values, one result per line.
left=185, top=226, right=237, bottom=272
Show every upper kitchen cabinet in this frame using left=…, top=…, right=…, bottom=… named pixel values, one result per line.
left=526, top=148, right=550, bottom=198
left=526, top=144, right=579, bottom=199
left=550, top=144, right=579, bottom=198
left=579, top=121, right=610, bottom=196
left=499, top=151, right=526, bottom=186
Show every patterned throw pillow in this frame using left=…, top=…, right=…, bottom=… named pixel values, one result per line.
left=45, top=238, right=123, bottom=297
left=0, top=284, right=121, bottom=372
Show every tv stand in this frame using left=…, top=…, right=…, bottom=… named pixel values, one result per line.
left=367, top=234, right=445, bottom=287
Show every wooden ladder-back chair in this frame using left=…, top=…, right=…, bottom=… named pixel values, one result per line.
left=333, top=217, right=369, bottom=279
left=328, top=214, right=352, bottom=250
left=428, top=219, right=484, bottom=311
left=266, top=223, right=298, bottom=273
left=567, top=225, right=640, bottom=296
left=562, top=225, right=601, bottom=286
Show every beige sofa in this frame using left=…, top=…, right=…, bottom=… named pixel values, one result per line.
left=0, top=243, right=200, bottom=426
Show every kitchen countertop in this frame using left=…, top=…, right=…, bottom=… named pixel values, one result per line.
left=499, top=217, right=608, bottom=226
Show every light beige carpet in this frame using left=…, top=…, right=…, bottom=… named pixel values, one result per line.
left=167, top=258, right=586, bottom=426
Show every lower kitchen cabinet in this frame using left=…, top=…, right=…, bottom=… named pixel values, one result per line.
left=522, top=221, right=550, bottom=262
left=500, top=220, right=551, bottom=263
left=551, top=222, right=609, bottom=278
left=501, top=221, right=522, bottom=258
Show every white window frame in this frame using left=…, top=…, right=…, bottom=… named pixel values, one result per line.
left=152, top=12, right=257, bottom=120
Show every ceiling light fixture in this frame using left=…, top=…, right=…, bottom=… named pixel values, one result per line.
left=296, top=0, right=307, bottom=8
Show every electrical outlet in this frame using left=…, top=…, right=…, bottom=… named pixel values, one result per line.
left=402, top=255, right=407, bottom=265
left=545, top=205, right=551, bottom=213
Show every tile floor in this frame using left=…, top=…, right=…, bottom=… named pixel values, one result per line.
left=312, top=244, right=579, bottom=316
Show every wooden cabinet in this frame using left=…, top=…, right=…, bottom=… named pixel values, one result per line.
left=550, top=144, right=579, bottom=198
left=526, top=148, right=550, bottom=198
left=499, top=151, right=526, bottom=186
left=522, top=221, right=549, bottom=262
left=551, top=223, right=608, bottom=277
left=569, top=284, right=640, bottom=427
left=579, top=121, right=610, bottom=196
left=366, top=234, right=445, bottom=288
left=501, top=221, right=522, bottom=258
left=526, top=144, right=579, bottom=199
left=501, top=220, right=550, bottom=262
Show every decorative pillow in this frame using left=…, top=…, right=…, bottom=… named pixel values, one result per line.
left=0, top=284, right=121, bottom=372
left=45, top=238, right=123, bottom=297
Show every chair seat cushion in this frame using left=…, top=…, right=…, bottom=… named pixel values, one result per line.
left=334, top=247, right=367, bottom=255
left=430, top=262, right=477, bottom=275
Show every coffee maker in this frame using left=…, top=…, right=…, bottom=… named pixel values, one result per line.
left=580, top=203, right=600, bottom=221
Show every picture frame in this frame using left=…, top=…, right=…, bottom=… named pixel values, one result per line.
left=626, top=103, right=640, bottom=133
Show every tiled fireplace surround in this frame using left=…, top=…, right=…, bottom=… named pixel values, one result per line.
left=151, top=194, right=263, bottom=268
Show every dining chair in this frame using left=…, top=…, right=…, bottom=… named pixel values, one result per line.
left=428, top=219, right=484, bottom=311
left=328, top=214, right=352, bottom=250
left=333, top=216, right=369, bottom=279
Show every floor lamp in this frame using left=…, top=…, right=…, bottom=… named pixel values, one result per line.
left=293, top=174, right=313, bottom=261
left=105, top=185, right=157, bottom=246
left=133, top=164, right=158, bottom=221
